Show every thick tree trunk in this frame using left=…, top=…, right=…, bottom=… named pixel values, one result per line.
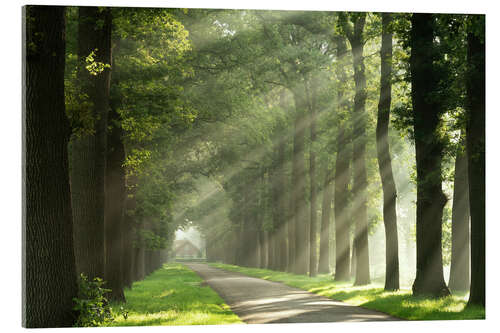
left=291, top=87, right=309, bottom=275
left=318, top=166, right=333, bottom=274
left=376, top=13, right=400, bottom=291
left=71, top=7, right=112, bottom=280
left=333, top=35, right=351, bottom=282
left=23, top=6, right=78, bottom=327
left=465, top=15, right=485, bottom=307
left=448, top=135, right=470, bottom=292
left=104, top=106, right=126, bottom=302
left=410, top=13, right=450, bottom=297
left=345, top=14, right=371, bottom=286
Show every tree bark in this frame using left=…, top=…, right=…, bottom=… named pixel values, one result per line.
left=122, top=173, right=137, bottom=288
left=308, top=79, right=318, bottom=277
left=23, top=6, right=78, bottom=327
left=344, top=13, right=371, bottom=286
left=104, top=105, right=126, bottom=302
left=242, top=183, right=259, bottom=268
left=259, top=172, right=268, bottom=269
left=70, top=6, right=112, bottom=280
left=448, top=134, right=470, bottom=292
left=318, top=165, right=333, bottom=274
left=277, top=141, right=289, bottom=272
left=260, top=230, right=269, bottom=269
left=144, top=250, right=152, bottom=276
left=465, top=15, right=485, bottom=307
left=291, top=86, right=309, bottom=275
left=287, top=111, right=296, bottom=273
left=410, top=13, right=450, bottom=297
left=133, top=245, right=145, bottom=281
left=333, top=35, right=351, bottom=282
left=376, top=13, right=400, bottom=291
left=271, top=93, right=289, bottom=271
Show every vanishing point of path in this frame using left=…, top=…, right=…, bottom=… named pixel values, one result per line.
left=184, top=263, right=400, bottom=324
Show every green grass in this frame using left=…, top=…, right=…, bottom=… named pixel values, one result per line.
left=109, top=263, right=243, bottom=326
left=209, top=262, right=485, bottom=321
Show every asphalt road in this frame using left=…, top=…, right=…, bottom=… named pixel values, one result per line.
left=184, top=263, right=400, bottom=324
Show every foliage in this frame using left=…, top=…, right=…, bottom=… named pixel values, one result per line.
left=442, top=204, right=453, bottom=266
left=85, top=49, right=111, bottom=75
left=73, top=274, right=114, bottom=327
left=60, top=7, right=481, bottom=317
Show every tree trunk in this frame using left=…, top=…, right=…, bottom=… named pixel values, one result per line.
left=133, top=246, right=145, bottom=281
left=350, top=242, right=357, bottom=279
left=235, top=222, right=244, bottom=266
left=448, top=134, right=470, bottom=292
left=229, top=226, right=239, bottom=265
left=318, top=166, right=333, bottom=274
left=333, top=35, right=351, bottom=282
left=259, top=172, right=268, bottom=269
left=465, top=15, right=485, bottom=307
left=410, top=13, right=450, bottom=297
left=242, top=184, right=259, bottom=268
left=271, top=94, right=289, bottom=271
left=376, top=13, right=400, bottom=291
left=287, top=100, right=297, bottom=274
left=345, top=14, right=371, bottom=286
left=291, top=87, right=309, bottom=275
left=285, top=104, right=296, bottom=274
left=70, top=6, right=112, bottom=281
left=144, top=250, right=151, bottom=276
left=260, top=230, right=268, bottom=269
left=308, top=80, right=318, bottom=277
left=122, top=173, right=137, bottom=288
left=23, top=6, right=78, bottom=327
left=267, top=226, right=276, bottom=269
left=104, top=106, right=126, bottom=302
left=277, top=137, right=289, bottom=272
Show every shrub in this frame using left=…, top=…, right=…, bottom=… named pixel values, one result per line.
left=73, top=273, right=114, bottom=327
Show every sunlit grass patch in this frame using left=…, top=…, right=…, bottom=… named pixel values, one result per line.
left=109, top=263, right=243, bottom=326
left=209, top=262, right=484, bottom=321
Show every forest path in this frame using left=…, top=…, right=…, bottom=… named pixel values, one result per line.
left=184, top=263, right=400, bottom=324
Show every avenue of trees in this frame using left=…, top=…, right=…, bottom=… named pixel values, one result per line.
left=23, top=5, right=484, bottom=327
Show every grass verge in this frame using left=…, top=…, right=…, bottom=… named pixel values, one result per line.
left=109, top=263, right=242, bottom=326
left=209, top=262, right=485, bottom=321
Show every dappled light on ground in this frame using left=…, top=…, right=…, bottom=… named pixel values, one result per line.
left=186, top=263, right=397, bottom=323
left=210, top=263, right=484, bottom=321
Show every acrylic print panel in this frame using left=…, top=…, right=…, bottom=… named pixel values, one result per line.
left=21, top=0, right=486, bottom=330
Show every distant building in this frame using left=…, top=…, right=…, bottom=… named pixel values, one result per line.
left=173, top=239, right=202, bottom=258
